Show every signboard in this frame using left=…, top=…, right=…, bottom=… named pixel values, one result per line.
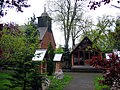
left=32, top=49, right=47, bottom=61
left=53, top=54, right=63, bottom=61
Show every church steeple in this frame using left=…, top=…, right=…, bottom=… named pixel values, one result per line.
left=37, top=5, right=52, bottom=32
left=44, top=4, right=46, bottom=13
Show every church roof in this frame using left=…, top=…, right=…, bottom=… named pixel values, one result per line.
left=71, top=36, right=101, bottom=54
left=37, top=27, right=48, bottom=40
left=41, top=12, right=49, bottom=16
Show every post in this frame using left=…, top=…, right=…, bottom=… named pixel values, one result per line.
left=72, top=54, right=74, bottom=66
left=78, top=50, right=80, bottom=65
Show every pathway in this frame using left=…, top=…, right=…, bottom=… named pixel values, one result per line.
left=64, top=72, right=102, bottom=90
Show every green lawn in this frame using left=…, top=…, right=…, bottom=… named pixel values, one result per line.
left=94, top=76, right=110, bottom=90
left=47, top=74, right=73, bottom=90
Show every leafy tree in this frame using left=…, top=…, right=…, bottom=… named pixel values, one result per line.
left=0, top=22, right=22, bottom=68
left=82, top=15, right=115, bottom=52
left=0, top=0, right=30, bottom=17
left=54, top=45, right=64, bottom=54
left=113, top=16, right=120, bottom=50
left=6, top=23, right=39, bottom=90
left=0, top=16, right=42, bottom=89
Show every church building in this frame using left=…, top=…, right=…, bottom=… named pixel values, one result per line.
left=32, top=8, right=56, bottom=73
left=37, top=8, right=56, bottom=49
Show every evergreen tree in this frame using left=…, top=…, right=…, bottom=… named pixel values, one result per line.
left=47, top=43, right=55, bottom=76
left=5, top=23, right=39, bottom=90
left=0, top=16, right=43, bottom=89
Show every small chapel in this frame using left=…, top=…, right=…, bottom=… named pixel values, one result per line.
left=37, top=7, right=56, bottom=49
left=32, top=7, right=56, bottom=73
left=71, top=37, right=102, bottom=67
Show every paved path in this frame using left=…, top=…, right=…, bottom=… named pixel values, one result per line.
left=64, top=72, right=102, bottom=90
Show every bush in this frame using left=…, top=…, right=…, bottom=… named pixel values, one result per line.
left=90, top=54, right=120, bottom=89
left=94, top=76, right=110, bottom=90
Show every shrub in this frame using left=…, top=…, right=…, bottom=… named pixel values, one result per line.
left=94, top=76, right=110, bottom=90
left=90, top=53, right=120, bottom=89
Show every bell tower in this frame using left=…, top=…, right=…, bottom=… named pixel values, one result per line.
left=37, top=5, right=52, bottom=32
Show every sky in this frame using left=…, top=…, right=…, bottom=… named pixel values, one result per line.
left=0, top=0, right=120, bottom=47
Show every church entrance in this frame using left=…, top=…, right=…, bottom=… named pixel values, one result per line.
left=73, top=50, right=99, bottom=66
left=71, top=37, right=102, bottom=66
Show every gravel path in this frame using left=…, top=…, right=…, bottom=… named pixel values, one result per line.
left=64, top=72, right=102, bottom=90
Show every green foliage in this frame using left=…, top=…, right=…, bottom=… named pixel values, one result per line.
left=47, top=74, right=73, bottom=90
left=54, top=45, right=64, bottom=54
left=0, top=18, right=41, bottom=89
left=114, top=16, right=120, bottom=50
left=47, top=43, right=55, bottom=76
left=0, top=72, right=11, bottom=90
left=0, top=28, right=25, bottom=67
left=62, top=46, right=71, bottom=69
left=83, top=15, right=115, bottom=52
left=30, top=62, right=43, bottom=90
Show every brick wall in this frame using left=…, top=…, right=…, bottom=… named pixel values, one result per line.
left=40, top=31, right=56, bottom=49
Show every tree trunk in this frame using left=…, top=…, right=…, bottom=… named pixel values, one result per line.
left=72, top=38, right=75, bottom=49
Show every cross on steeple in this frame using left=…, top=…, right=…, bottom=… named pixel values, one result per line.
left=44, top=4, right=46, bottom=13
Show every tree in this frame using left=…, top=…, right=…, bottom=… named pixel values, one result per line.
left=0, top=0, right=30, bottom=17
left=0, top=22, right=22, bottom=68
left=6, top=23, right=39, bottom=90
left=113, top=16, right=120, bottom=50
left=0, top=16, right=42, bottom=89
left=82, top=15, right=115, bottom=52
left=71, top=16, right=93, bottom=49
left=48, top=0, right=85, bottom=51
left=88, top=0, right=120, bottom=10
left=54, top=45, right=64, bottom=54
left=47, top=42, right=55, bottom=76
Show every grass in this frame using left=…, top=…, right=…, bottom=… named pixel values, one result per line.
left=0, top=71, right=73, bottom=90
left=94, top=76, right=110, bottom=90
left=47, top=74, right=73, bottom=90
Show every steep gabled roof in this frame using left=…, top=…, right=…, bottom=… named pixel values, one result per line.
left=71, top=36, right=101, bottom=54
left=37, top=27, right=47, bottom=40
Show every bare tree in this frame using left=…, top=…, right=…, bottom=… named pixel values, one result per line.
left=71, top=15, right=93, bottom=49
left=47, top=0, right=86, bottom=50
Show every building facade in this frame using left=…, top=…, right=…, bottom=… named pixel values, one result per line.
left=37, top=8, right=56, bottom=49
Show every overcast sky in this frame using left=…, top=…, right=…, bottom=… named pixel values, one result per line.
left=0, top=0, right=120, bottom=47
